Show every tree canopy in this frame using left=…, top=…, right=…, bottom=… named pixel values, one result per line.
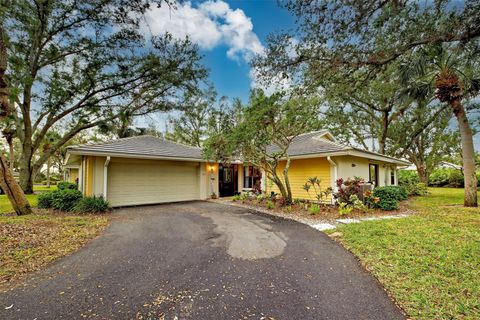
left=1, top=0, right=207, bottom=193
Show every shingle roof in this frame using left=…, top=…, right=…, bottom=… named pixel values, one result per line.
left=267, top=131, right=349, bottom=156
left=267, top=131, right=409, bottom=164
left=67, top=135, right=203, bottom=160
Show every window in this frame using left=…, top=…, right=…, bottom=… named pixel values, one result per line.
left=369, top=164, right=379, bottom=186
left=390, top=168, right=395, bottom=185
left=244, top=166, right=261, bottom=189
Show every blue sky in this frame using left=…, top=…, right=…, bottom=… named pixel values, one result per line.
left=144, top=0, right=295, bottom=102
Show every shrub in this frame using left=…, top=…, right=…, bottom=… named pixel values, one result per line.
left=276, top=196, right=287, bottom=207
left=232, top=195, right=241, bottom=202
left=334, top=177, right=364, bottom=204
left=74, top=196, right=109, bottom=213
left=372, top=186, right=406, bottom=211
left=38, top=191, right=55, bottom=209
left=448, top=170, right=464, bottom=188
left=308, top=203, right=320, bottom=215
left=428, top=169, right=450, bottom=187
left=42, top=180, right=57, bottom=185
left=373, top=186, right=407, bottom=201
left=51, top=189, right=83, bottom=211
left=338, top=202, right=353, bottom=215
left=57, top=181, right=78, bottom=190
left=375, top=198, right=398, bottom=211
left=398, top=170, right=420, bottom=186
left=303, top=177, right=333, bottom=204
left=406, top=182, right=428, bottom=196
left=265, top=200, right=274, bottom=209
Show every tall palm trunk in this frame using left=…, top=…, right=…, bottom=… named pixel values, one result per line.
left=451, top=99, right=477, bottom=207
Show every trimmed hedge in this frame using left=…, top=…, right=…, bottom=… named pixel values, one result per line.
left=57, top=181, right=78, bottom=190
left=372, top=186, right=407, bottom=211
left=74, top=196, right=109, bottom=213
left=38, top=189, right=83, bottom=211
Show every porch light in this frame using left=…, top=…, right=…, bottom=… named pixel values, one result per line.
left=209, top=165, right=214, bottom=173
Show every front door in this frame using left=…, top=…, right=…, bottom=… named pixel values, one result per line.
left=219, top=164, right=238, bottom=197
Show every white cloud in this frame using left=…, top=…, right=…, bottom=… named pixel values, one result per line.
left=144, top=1, right=264, bottom=62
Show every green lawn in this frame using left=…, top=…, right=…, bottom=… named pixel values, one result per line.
left=327, top=188, right=480, bottom=319
left=0, top=185, right=57, bottom=213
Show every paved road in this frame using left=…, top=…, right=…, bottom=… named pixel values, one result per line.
left=0, top=201, right=404, bottom=319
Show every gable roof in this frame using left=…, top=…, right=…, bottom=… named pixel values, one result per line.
left=67, top=135, right=203, bottom=161
left=268, top=131, right=410, bottom=165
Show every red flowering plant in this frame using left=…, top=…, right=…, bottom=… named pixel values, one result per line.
left=334, top=177, right=364, bottom=205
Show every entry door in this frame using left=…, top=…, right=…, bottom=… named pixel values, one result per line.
left=219, top=164, right=238, bottom=197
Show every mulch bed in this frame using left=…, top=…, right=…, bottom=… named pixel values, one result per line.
left=223, top=198, right=414, bottom=224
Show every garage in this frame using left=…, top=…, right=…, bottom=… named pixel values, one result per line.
left=107, top=158, right=200, bottom=207
left=65, top=135, right=212, bottom=207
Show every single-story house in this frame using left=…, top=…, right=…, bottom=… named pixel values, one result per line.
left=65, top=131, right=409, bottom=207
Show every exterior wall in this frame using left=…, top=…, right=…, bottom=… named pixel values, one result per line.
left=266, top=158, right=331, bottom=201
left=84, top=156, right=95, bottom=196
left=237, top=164, right=244, bottom=192
left=206, top=162, right=219, bottom=198
left=67, top=168, right=79, bottom=183
left=334, top=155, right=397, bottom=187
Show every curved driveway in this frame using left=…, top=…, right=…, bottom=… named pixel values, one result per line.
left=0, top=201, right=404, bottom=319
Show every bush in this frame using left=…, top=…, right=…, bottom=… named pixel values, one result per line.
left=57, top=181, right=78, bottom=190
left=265, top=200, right=274, bottom=209
left=398, top=170, right=420, bottom=186
left=42, top=180, right=57, bottom=185
left=372, top=186, right=407, bottom=211
left=448, top=170, right=464, bottom=188
left=338, top=202, right=353, bottom=215
left=334, top=177, right=364, bottom=204
left=374, top=186, right=408, bottom=201
left=74, top=196, right=109, bottom=213
left=37, top=191, right=55, bottom=209
left=428, top=169, right=451, bottom=187
left=406, top=182, right=428, bottom=196
left=308, top=203, right=320, bottom=215
left=232, top=195, right=241, bottom=202
left=51, top=189, right=83, bottom=211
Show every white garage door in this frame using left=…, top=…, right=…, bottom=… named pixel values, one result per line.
left=107, top=159, right=200, bottom=207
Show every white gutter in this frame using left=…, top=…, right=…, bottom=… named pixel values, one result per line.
left=327, top=156, right=338, bottom=205
left=103, top=156, right=111, bottom=200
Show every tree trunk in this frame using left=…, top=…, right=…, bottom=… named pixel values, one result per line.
left=46, top=158, right=51, bottom=188
left=416, top=163, right=429, bottom=184
left=0, top=154, right=32, bottom=215
left=7, top=136, right=13, bottom=170
left=283, top=157, right=293, bottom=204
left=451, top=99, right=477, bottom=207
left=0, top=24, right=32, bottom=214
left=19, top=160, right=35, bottom=194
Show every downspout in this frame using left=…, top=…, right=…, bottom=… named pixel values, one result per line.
left=103, top=156, right=111, bottom=200
left=327, top=156, right=338, bottom=204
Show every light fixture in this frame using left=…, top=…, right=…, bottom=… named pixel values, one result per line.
left=351, top=164, right=356, bottom=167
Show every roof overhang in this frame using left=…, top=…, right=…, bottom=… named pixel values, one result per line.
left=287, top=149, right=410, bottom=165
left=66, top=149, right=206, bottom=163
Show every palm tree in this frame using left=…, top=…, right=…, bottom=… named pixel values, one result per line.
left=400, top=44, right=479, bottom=207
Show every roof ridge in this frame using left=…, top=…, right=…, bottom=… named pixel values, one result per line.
left=68, top=135, right=151, bottom=149
left=296, top=130, right=328, bottom=137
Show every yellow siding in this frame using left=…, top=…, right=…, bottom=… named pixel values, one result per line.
left=84, top=156, right=94, bottom=196
left=266, top=157, right=331, bottom=201
left=69, top=169, right=78, bottom=183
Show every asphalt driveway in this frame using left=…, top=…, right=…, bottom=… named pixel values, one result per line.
left=0, top=201, right=404, bottom=319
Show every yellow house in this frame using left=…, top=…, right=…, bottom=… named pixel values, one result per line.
left=64, top=131, right=409, bottom=207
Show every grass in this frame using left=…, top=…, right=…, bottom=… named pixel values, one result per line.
left=0, top=211, right=108, bottom=288
left=0, top=185, right=57, bottom=213
left=326, top=188, right=480, bottom=319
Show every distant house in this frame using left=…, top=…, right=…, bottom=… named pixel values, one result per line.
left=64, top=131, right=409, bottom=207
